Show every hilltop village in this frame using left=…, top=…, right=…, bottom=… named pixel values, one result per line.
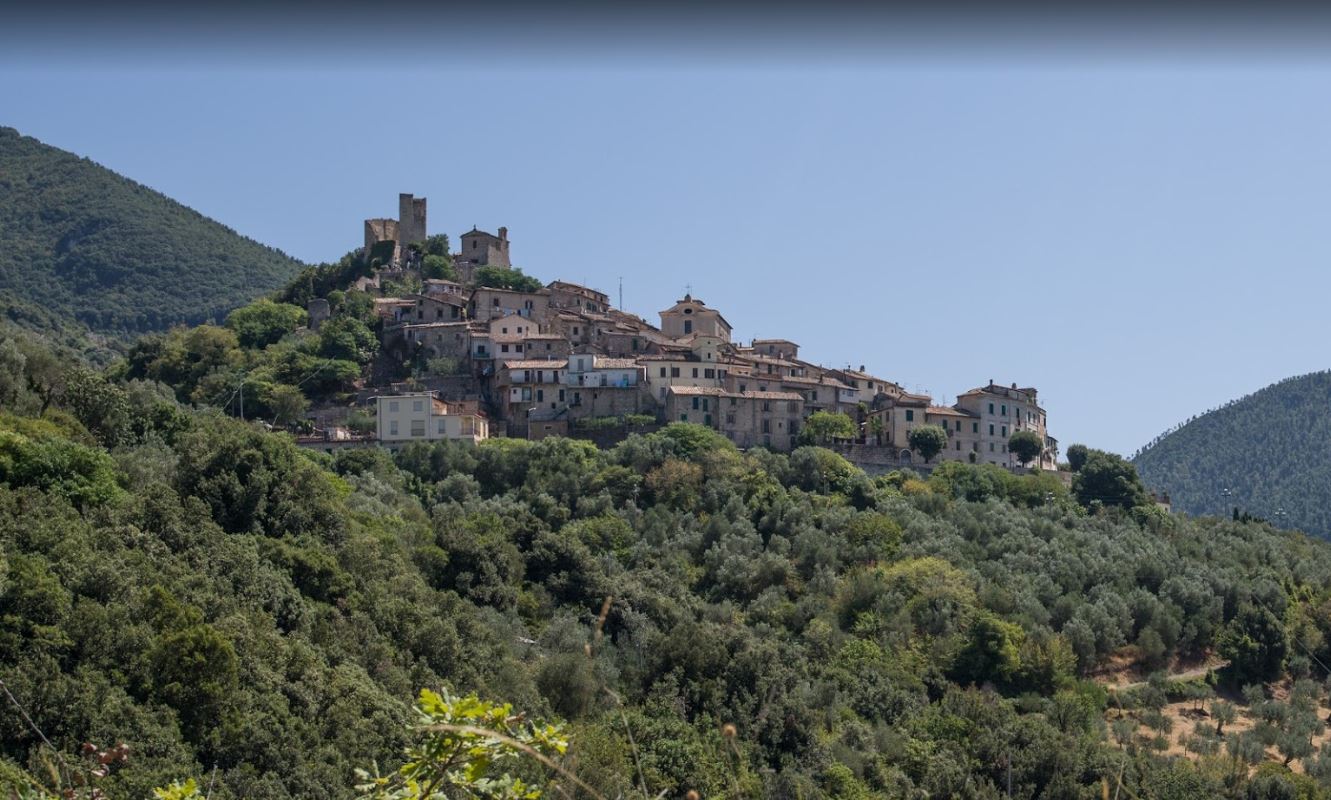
left=300, top=193, right=1059, bottom=472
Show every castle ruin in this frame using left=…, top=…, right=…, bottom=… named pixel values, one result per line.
left=363, top=193, right=428, bottom=266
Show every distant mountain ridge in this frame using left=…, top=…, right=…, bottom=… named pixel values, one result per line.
left=1133, top=370, right=1331, bottom=538
left=0, top=126, right=304, bottom=338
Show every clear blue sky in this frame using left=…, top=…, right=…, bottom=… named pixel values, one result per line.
left=4, top=10, right=1331, bottom=457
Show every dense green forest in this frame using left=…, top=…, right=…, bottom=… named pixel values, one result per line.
left=1133, top=370, right=1331, bottom=539
left=0, top=128, right=304, bottom=338
left=8, top=327, right=1331, bottom=799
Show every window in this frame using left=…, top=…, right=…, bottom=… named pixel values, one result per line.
left=389, top=420, right=399, bottom=435
left=501, top=344, right=510, bottom=353
left=389, top=401, right=399, bottom=412
left=670, top=367, right=680, bottom=378
left=660, top=367, right=667, bottom=377
left=704, top=368, right=715, bottom=379
left=956, top=441, right=961, bottom=450
left=684, top=320, right=693, bottom=334
left=437, top=419, right=445, bottom=434
left=905, top=409, right=914, bottom=421
left=692, top=368, right=699, bottom=378
left=410, top=419, right=425, bottom=437
left=739, top=384, right=747, bottom=392
left=988, top=402, right=994, bottom=414
left=726, top=413, right=735, bottom=424
left=730, top=397, right=737, bottom=406
left=812, top=391, right=818, bottom=401
left=501, top=327, right=508, bottom=334
left=704, top=414, right=712, bottom=426
left=955, top=421, right=961, bottom=431
left=702, top=398, right=710, bottom=411
left=692, top=397, right=700, bottom=410
left=989, top=443, right=995, bottom=452
left=989, top=424, right=995, bottom=435
left=1001, top=404, right=1007, bottom=416
left=972, top=422, right=979, bottom=433
left=1001, top=426, right=1007, bottom=436
left=558, top=389, right=565, bottom=402
left=762, top=401, right=771, bottom=412
left=762, top=419, right=770, bottom=433
left=536, top=389, right=543, bottom=402
left=411, top=401, right=422, bottom=412
left=680, top=414, right=688, bottom=421
left=788, top=401, right=797, bottom=413
left=493, top=298, right=500, bottom=307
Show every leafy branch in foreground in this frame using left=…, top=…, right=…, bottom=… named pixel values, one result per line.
left=353, top=688, right=576, bottom=800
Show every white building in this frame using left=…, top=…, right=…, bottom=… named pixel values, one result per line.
left=375, top=392, right=489, bottom=445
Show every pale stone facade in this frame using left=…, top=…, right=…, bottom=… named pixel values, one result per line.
left=659, top=295, right=732, bottom=342
left=375, top=392, right=488, bottom=445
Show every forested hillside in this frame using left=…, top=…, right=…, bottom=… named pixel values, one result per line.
left=0, top=127, right=304, bottom=337
left=8, top=327, right=1331, bottom=798
left=1133, top=370, right=1331, bottom=538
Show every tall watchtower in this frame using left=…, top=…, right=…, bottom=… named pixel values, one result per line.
left=398, top=193, right=428, bottom=248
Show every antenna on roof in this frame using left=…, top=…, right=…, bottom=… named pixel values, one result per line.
left=618, top=276, right=623, bottom=310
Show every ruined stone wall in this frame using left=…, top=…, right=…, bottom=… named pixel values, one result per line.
left=364, top=218, right=399, bottom=255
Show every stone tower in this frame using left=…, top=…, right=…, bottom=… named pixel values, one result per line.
left=398, top=193, right=427, bottom=248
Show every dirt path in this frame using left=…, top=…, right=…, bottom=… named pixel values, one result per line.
left=1108, top=661, right=1227, bottom=692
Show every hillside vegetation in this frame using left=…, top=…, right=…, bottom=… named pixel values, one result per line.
left=0, top=127, right=304, bottom=338
left=1134, top=370, right=1331, bottom=538
left=9, top=330, right=1331, bottom=798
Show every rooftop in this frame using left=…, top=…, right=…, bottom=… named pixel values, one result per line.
left=501, top=359, right=569, bottom=370
left=668, top=386, right=803, bottom=401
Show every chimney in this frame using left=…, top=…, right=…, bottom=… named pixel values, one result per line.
left=859, top=364, right=865, bottom=372
left=498, top=226, right=508, bottom=241
left=1011, top=382, right=1017, bottom=389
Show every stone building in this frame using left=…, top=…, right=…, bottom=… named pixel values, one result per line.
left=399, top=322, right=471, bottom=361
left=659, top=295, right=732, bottom=342
left=665, top=386, right=805, bottom=452
left=497, top=359, right=570, bottom=431
left=468, top=287, right=550, bottom=323
left=750, top=338, right=800, bottom=360
left=548, top=281, right=610, bottom=313
left=458, top=226, right=511, bottom=270
left=406, top=294, right=466, bottom=324
left=830, top=366, right=902, bottom=405
left=563, top=354, right=645, bottom=420
left=375, top=392, right=487, bottom=446
left=639, top=335, right=745, bottom=403
left=954, top=381, right=1056, bottom=469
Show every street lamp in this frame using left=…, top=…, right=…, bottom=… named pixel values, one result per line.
left=1220, top=487, right=1234, bottom=519
left=1274, top=507, right=1288, bottom=525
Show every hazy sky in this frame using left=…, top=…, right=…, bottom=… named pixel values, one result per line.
left=5, top=8, right=1331, bottom=456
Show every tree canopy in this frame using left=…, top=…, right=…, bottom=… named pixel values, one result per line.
left=0, top=127, right=304, bottom=338
left=4, top=328, right=1331, bottom=800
